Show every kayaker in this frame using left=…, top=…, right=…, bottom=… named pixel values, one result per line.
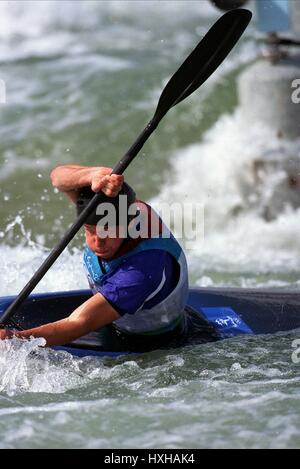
left=0, top=165, right=193, bottom=351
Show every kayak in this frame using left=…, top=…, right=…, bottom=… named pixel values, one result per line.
left=0, top=287, right=299, bottom=358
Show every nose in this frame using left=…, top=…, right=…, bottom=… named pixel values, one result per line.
left=95, top=235, right=106, bottom=248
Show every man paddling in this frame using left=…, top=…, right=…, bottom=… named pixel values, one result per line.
left=0, top=165, right=192, bottom=351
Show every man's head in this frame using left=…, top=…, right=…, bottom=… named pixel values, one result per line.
left=76, top=182, right=136, bottom=259
left=84, top=223, right=126, bottom=259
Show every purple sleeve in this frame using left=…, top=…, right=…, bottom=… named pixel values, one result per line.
left=97, top=250, right=177, bottom=316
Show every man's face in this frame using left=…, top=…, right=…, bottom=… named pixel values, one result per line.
left=84, top=224, right=125, bottom=259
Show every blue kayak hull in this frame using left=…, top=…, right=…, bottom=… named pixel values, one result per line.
left=0, top=287, right=299, bottom=357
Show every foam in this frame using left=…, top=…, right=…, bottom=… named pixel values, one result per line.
left=151, top=109, right=300, bottom=282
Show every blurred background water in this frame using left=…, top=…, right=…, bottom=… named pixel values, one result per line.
left=0, top=0, right=299, bottom=449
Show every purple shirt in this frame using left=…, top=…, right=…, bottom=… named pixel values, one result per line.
left=96, top=249, right=179, bottom=316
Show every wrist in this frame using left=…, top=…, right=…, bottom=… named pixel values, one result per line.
left=3, top=328, right=14, bottom=339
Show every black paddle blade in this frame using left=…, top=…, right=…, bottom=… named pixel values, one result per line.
left=154, top=9, right=252, bottom=121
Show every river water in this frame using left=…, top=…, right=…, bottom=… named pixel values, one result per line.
left=0, top=0, right=299, bottom=449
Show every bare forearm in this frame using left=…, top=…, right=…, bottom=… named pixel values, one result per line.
left=50, top=165, right=100, bottom=192
left=50, top=165, right=123, bottom=201
left=12, top=318, right=89, bottom=347
left=4, top=294, right=120, bottom=347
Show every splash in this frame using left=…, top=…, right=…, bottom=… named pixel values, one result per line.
left=0, top=337, right=93, bottom=395
left=0, top=243, right=87, bottom=296
left=0, top=337, right=46, bottom=395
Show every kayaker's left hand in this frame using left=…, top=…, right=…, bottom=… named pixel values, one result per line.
left=0, top=328, right=13, bottom=340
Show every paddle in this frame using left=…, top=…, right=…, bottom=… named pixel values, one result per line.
left=1, top=8, right=252, bottom=327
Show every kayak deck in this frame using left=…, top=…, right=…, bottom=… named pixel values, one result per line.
left=0, top=287, right=299, bottom=357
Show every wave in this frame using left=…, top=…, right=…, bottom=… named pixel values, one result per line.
left=151, top=108, right=300, bottom=284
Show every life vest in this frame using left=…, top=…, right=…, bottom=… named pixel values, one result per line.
left=83, top=202, right=189, bottom=334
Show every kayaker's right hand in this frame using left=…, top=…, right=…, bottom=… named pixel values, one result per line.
left=90, top=167, right=124, bottom=197
left=0, top=328, right=13, bottom=340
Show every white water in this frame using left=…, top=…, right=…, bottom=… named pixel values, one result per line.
left=0, top=0, right=217, bottom=40
left=0, top=0, right=217, bottom=62
left=0, top=333, right=299, bottom=449
left=151, top=109, right=300, bottom=286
